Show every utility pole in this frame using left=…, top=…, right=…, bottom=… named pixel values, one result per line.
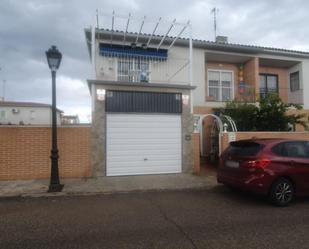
left=211, top=7, right=218, bottom=41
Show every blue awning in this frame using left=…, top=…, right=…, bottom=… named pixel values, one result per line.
left=99, top=44, right=168, bottom=60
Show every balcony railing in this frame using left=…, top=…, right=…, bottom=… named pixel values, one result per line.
left=288, top=89, right=304, bottom=105
left=259, top=88, right=278, bottom=99
left=99, top=47, right=190, bottom=85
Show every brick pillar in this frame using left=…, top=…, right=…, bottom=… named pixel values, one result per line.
left=220, top=132, right=230, bottom=155
left=243, top=57, right=259, bottom=101
left=192, top=133, right=201, bottom=175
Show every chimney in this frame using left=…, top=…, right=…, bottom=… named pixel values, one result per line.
left=216, top=36, right=228, bottom=44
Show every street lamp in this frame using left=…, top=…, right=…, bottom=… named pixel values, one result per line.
left=46, top=45, right=63, bottom=192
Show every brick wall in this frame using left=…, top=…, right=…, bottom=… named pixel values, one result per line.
left=243, top=57, right=259, bottom=100
left=220, top=131, right=309, bottom=154
left=192, top=133, right=201, bottom=175
left=0, top=126, right=91, bottom=181
left=286, top=108, right=309, bottom=132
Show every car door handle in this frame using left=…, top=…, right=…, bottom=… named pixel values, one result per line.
left=289, top=160, right=295, bottom=166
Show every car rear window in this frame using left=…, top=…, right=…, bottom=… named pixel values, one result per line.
left=272, top=141, right=308, bottom=158
left=227, top=141, right=263, bottom=157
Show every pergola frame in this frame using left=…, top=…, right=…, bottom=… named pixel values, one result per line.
left=90, top=11, right=194, bottom=112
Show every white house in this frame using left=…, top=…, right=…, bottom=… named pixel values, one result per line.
left=0, top=101, right=62, bottom=125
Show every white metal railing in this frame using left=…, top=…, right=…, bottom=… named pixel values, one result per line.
left=91, top=11, right=193, bottom=111
left=101, top=53, right=190, bottom=84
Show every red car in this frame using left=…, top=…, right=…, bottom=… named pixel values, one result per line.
left=217, top=139, right=309, bottom=206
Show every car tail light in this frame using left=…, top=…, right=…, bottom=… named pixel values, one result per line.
left=241, top=159, right=271, bottom=169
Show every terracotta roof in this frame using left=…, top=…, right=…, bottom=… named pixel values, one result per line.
left=85, top=28, right=309, bottom=59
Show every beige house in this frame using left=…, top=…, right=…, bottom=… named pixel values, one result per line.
left=84, top=25, right=309, bottom=177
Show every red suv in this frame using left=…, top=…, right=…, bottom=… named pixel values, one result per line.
left=217, top=139, right=309, bottom=206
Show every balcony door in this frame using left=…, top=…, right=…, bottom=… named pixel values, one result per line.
left=260, top=74, right=278, bottom=99
left=117, top=58, right=150, bottom=83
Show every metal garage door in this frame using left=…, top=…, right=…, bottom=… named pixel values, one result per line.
left=106, top=114, right=182, bottom=176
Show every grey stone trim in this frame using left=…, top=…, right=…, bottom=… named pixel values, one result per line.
left=91, top=84, right=194, bottom=177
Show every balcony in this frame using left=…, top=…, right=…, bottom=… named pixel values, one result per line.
left=97, top=44, right=190, bottom=85
left=259, top=88, right=278, bottom=99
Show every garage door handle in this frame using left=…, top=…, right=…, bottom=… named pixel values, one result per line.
left=144, top=158, right=148, bottom=161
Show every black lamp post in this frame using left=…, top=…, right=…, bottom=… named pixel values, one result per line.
left=46, top=45, right=64, bottom=192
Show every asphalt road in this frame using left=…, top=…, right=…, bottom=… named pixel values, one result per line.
left=2, top=185, right=309, bottom=249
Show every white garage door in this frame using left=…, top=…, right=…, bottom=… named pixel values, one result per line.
left=106, top=114, right=182, bottom=176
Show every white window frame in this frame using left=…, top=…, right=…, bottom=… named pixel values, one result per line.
left=290, top=71, right=300, bottom=92
left=207, top=69, right=234, bottom=102
left=30, top=110, right=36, bottom=120
left=0, top=110, right=6, bottom=121
left=116, top=57, right=151, bottom=83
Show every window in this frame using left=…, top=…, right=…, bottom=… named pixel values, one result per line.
left=208, top=70, right=233, bottom=101
left=228, top=141, right=263, bottom=156
left=290, top=71, right=300, bottom=92
left=272, top=142, right=308, bottom=158
left=30, top=110, right=36, bottom=120
left=117, top=58, right=150, bottom=83
left=259, top=74, right=278, bottom=99
left=0, top=110, right=6, bottom=120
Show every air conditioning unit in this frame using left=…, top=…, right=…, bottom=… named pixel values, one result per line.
left=12, top=108, right=20, bottom=114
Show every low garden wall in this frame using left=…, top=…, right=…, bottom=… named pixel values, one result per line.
left=0, top=126, right=91, bottom=181
left=220, top=131, right=309, bottom=154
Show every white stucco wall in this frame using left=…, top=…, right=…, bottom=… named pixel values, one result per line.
left=301, top=59, right=309, bottom=109
left=95, top=39, right=193, bottom=84
left=0, top=106, right=61, bottom=125
left=94, top=38, right=206, bottom=107
left=192, top=48, right=206, bottom=106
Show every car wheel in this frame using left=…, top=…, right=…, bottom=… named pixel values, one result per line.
left=269, top=178, right=294, bottom=206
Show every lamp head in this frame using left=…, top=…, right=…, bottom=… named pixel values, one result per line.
left=46, top=45, right=62, bottom=71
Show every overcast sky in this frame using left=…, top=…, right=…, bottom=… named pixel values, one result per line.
left=0, top=0, right=308, bottom=122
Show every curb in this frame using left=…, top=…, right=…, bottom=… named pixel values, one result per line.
left=0, top=185, right=215, bottom=199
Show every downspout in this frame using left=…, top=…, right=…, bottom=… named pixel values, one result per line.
left=189, top=23, right=193, bottom=113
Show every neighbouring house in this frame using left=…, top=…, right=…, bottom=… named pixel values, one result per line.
left=61, top=114, right=80, bottom=125
left=84, top=19, right=309, bottom=177
left=0, top=101, right=62, bottom=125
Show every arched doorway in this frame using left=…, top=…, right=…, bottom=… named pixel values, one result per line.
left=194, top=114, right=237, bottom=171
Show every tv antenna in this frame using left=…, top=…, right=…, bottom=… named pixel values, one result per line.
left=211, top=7, right=219, bottom=41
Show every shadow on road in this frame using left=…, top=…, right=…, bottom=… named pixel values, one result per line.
left=206, top=183, right=309, bottom=207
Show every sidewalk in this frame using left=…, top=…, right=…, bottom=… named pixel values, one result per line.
left=0, top=173, right=218, bottom=198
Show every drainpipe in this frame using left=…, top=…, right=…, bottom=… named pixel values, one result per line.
left=91, top=24, right=96, bottom=78
left=189, top=23, right=193, bottom=113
